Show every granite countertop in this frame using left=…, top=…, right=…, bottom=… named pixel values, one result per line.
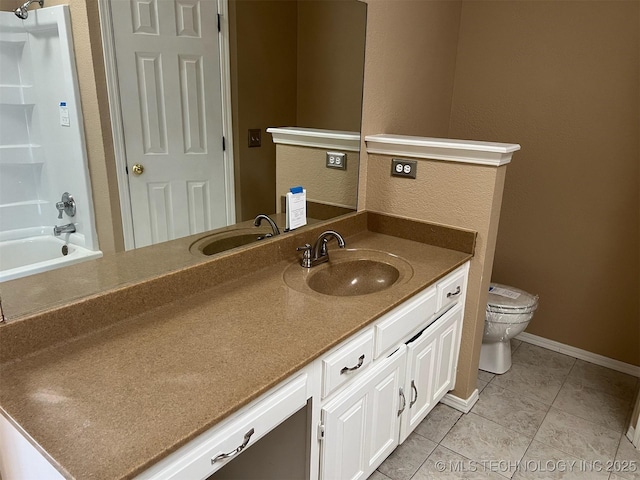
left=0, top=213, right=474, bottom=480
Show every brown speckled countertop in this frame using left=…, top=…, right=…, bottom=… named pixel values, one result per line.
left=0, top=212, right=474, bottom=480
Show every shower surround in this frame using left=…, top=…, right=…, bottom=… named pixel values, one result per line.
left=0, top=5, right=101, bottom=281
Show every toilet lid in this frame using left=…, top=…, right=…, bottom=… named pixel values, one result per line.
left=486, top=283, right=538, bottom=314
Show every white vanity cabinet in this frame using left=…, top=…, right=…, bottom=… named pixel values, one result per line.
left=319, top=345, right=407, bottom=480
left=137, top=373, right=310, bottom=480
left=319, top=262, right=469, bottom=479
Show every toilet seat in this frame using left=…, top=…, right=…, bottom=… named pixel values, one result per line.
left=486, top=283, right=538, bottom=318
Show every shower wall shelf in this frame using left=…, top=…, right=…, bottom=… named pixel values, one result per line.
left=0, top=86, right=34, bottom=104
left=0, top=146, right=43, bottom=164
left=0, top=200, right=48, bottom=208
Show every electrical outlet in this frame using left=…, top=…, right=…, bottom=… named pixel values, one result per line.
left=326, top=152, right=347, bottom=170
left=248, top=129, right=261, bottom=148
left=391, top=159, right=417, bottom=179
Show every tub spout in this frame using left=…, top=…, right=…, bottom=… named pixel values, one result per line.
left=53, top=223, right=76, bottom=236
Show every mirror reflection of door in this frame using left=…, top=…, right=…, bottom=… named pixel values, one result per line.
left=109, top=0, right=233, bottom=248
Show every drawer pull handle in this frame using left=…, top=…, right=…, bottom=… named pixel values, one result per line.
left=446, top=286, right=461, bottom=298
left=410, top=380, right=418, bottom=408
left=211, top=428, right=255, bottom=464
left=398, top=387, right=406, bottom=417
left=340, top=354, right=365, bottom=374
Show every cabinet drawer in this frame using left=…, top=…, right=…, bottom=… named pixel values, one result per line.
left=139, top=374, right=308, bottom=480
left=436, top=266, right=467, bottom=313
left=374, top=286, right=437, bottom=359
left=322, top=330, right=374, bottom=398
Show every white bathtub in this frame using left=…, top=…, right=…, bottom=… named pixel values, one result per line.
left=0, top=233, right=102, bottom=282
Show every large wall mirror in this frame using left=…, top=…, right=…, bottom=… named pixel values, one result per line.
left=0, top=0, right=366, bottom=320
left=107, top=0, right=366, bottom=249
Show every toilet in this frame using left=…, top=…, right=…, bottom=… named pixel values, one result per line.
left=479, top=283, right=538, bottom=374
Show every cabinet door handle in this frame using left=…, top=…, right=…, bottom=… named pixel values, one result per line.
left=397, top=387, right=406, bottom=417
left=211, top=428, right=255, bottom=464
left=410, top=380, right=418, bottom=408
left=340, top=354, right=365, bottom=374
left=446, top=286, right=461, bottom=298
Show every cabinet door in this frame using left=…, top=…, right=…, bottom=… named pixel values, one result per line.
left=320, top=345, right=407, bottom=480
left=400, top=303, right=464, bottom=442
left=431, top=303, right=463, bottom=404
left=400, top=329, right=438, bottom=443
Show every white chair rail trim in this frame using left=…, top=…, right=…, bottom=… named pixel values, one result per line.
left=365, top=134, right=521, bottom=166
left=267, top=127, right=361, bottom=152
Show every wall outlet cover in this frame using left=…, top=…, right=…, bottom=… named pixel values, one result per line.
left=391, top=159, right=417, bottom=179
left=326, top=152, right=347, bottom=170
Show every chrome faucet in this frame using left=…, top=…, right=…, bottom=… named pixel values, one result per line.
left=297, top=230, right=346, bottom=268
left=53, top=223, right=76, bottom=236
left=253, top=214, right=280, bottom=238
left=55, top=192, right=76, bottom=219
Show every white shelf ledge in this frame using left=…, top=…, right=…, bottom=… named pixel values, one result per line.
left=267, top=127, right=361, bottom=152
left=365, top=134, right=520, bottom=166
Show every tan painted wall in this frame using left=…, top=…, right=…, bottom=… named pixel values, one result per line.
left=1, top=0, right=123, bottom=254
left=359, top=0, right=501, bottom=399
left=358, top=0, right=462, bottom=206
left=231, top=0, right=298, bottom=221
left=275, top=145, right=359, bottom=211
left=449, top=1, right=640, bottom=366
left=297, top=0, right=366, bottom=131
left=232, top=0, right=365, bottom=222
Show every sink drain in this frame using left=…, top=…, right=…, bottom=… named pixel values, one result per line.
left=61, top=245, right=69, bottom=256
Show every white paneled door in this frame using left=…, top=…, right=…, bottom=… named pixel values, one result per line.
left=109, top=0, right=231, bottom=247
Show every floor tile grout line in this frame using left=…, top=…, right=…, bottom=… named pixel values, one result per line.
left=564, top=358, right=638, bottom=402
left=469, top=394, right=551, bottom=440
left=551, top=363, right=633, bottom=438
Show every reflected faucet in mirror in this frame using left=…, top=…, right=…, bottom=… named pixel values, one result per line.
left=55, top=192, right=76, bottom=219
left=53, top=224, right=76, bottom=236
left=14, top=0, right=43, bottom=19
left=253, top=214, right=280, bottom=238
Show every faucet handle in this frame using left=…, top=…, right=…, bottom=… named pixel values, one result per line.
left=296, top=244, right=312, bottom=268
left=55, top=192, right=76, bottom=219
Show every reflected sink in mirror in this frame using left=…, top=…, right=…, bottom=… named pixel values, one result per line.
left=283, top=249, right=414, bottom=297
left=190, top=228, right=274, bottom=257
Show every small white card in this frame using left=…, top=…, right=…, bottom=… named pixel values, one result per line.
left=489, top=286, right=521, bottom=299
left=59, top=102, right=70, bottom=127
left=286, top=188, right=306, bottom=230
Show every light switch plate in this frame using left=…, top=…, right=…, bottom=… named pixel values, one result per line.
left=248, top=129, right=261, bottom=148
left=326, top=152, right=347, bottom=170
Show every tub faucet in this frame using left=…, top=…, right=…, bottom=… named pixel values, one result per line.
left=54, top=223, right=76, bottom=236
left=55, top=192, right=76, bottom=219
left=297, top=230, right=345, bottom=268
left=253, top=214, right=280, bottom=237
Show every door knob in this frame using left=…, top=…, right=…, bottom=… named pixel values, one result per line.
left=131, top=164, right=144, bottom=175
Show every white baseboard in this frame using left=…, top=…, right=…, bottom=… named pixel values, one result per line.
left=441, top=389, right=479, bottom=413
left=516, top=332, right=640, bottom=378
left=627, top=425, right=637, bottom=447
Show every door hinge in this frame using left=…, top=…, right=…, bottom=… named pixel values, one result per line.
left=317, top=423, right=325, bottom=441
left=217, top=13, right=221, bottom=32
left=222, top=136, right=226, bottom=151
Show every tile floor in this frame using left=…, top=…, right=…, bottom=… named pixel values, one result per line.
left=370, top=340, right=640, bottom=480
